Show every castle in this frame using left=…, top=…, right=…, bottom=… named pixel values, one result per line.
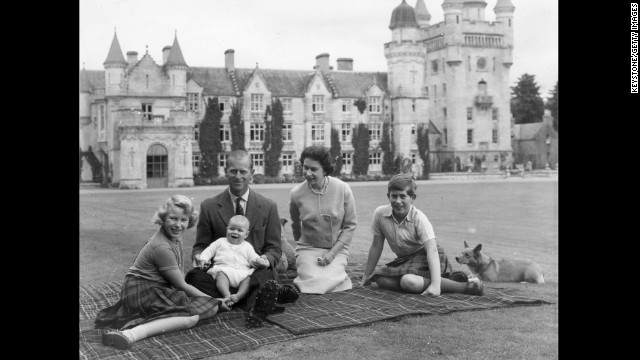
left=79, top=0, right=516, bottom=189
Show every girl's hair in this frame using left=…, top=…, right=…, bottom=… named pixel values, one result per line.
left=299, top=145, right=335, bottom=176
left=152, top=195, right=199, bottom=229
left=387, top=173, right=417, bottom=198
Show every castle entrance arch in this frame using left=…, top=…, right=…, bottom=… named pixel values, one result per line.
left=146, top=144, right=168, bottom=188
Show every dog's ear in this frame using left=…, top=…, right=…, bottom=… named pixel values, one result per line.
left=280, top=217, right=289, bottom=226
left=473, top=244, right=482, bottom=253
left=464, top=241, right=469, bottom=249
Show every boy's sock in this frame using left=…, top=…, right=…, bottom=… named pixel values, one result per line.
left=121, top=327, right=147, bottom=342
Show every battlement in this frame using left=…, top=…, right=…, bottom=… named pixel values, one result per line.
left=460, top=20, right=505, bottom=35
left=463, top=33, right=504, bottom=48
left=116, top=109, right=195, bottom=127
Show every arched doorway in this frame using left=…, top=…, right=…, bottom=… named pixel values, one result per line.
left=146, top=144, right=168, bottom=188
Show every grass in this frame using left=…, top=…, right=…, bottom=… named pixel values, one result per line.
left=80, top=178, right=558, bottom=359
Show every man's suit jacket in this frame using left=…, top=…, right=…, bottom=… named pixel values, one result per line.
left=192, top=188, right=282, bottom=273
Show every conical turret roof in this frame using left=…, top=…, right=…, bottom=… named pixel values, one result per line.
left=494, top=0, right=515, bottom=11
left=165, top=35, right=188, bottom=67
left=103, top=32, right=127, bottom=66
left=389, top=0, right=418, bottom=30
left=415, top=0, right=431, bottom=21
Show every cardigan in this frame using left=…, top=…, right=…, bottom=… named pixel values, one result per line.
left=289, top=176, right=357, bottom=249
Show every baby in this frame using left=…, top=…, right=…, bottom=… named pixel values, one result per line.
left=195, top=215, right=269, bottom=307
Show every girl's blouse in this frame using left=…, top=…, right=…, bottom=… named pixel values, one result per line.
left=289, top=176, right=357, bottom=249
left=127, top=230, right=183, bottom=285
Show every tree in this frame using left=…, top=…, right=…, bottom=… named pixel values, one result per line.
left=79, top=147, right=84, bottom=181
left=353, top=98, right=367, bottom=114
left=230, top=99, right=245, bottom=150
left=330, top=127, right=343, bottom=175
left=380, top=121, right=394, bottom=175
left=546, top=80, right=558, bottom=132
left=351, top=123, right=370, bottom=176
left=511, top=73, right=545, bottom=124
left=199, top=97, right=223, bottom=178
left=263, top=99, right=284, bottom=177
left=417, top=123, right=430, bottom=180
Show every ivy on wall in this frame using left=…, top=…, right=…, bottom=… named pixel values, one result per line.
left=416, top=123, right=430, bottom=180
left=380, top=121, right=395, bottom=175
left=199, top=97, right=223, bottom=178
left=353, top=98, right=367, bottom=114
left=330, top=127, right=343, bottom=175
left=230, top=99, right=245, bottom=151
left=263, top=99, right=284, bottom=177
left=351, top=123, right=370, bottom=176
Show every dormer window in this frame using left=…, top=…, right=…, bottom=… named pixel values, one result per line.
left=312, top=95, right=324, bottom=113
left=368, top=96, right=381, bottom=113
left=250, top=94, right=263, bottom=112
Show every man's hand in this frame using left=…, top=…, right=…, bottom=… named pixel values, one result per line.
left=252, top=255, right=270, bottom=269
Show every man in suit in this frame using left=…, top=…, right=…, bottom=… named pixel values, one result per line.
left=185, top=150, right=298, bottom=327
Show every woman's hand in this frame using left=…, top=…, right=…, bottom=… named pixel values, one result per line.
left=319, top=251, right=335, bottom=266
left=421, top=283, right=441, bottom=296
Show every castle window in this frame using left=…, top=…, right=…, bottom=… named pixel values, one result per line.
left=492, top=107, right=499, bottom=120
left=443, top=83, right=447, bottom=97
left=282, top=123, right=292, bottom=141
left=433, top=85, right=437, bottom=99
left=368, top=96, right=381, bottom=113
left=142, top=103, right=152, bottom=121
left=99, top=104, right=105, bottom=131
left=342, top=100, right=350, bottom=112
left=172, top=75, right=175, bottom=86
left=411, top=122, right=416, bottom=141
left=250, top=123, right=265, bottom=141
left=312, top=123, right=325, bottom=141
left=444, top=128, right=448, bottom=145
left=220, top=123, right=230, bottom=142
left=251, top=153, right=264, bottom=167
left=194, top=123, right=199, bottom=141
left=443, top=107, right=447, bottom=119
left=341, top=123, right=352, bottom=142
left=281, top=98, right=292, bottom=113
left=280, top=153, right=293, bottom=168
left=342, top=152, right=353, bottom=173
left=220, top=97, right=231, bottom=112
left=467, top=107, right=473, bottom=121
left=369, top=152, right=382, bottom=170
left=146, top=75, right=149, bottom=89
left=250, top=94, right=263, bottom=112
left=218, top=153, right=227, bottom=168
left=492, top=127, right=499, bottom=144
left=467, top=129, right=474, bottom=145
left=192, top=154, right=200, bottom=174
left=411, top=153, right=417, bottom=164
left=368, top=123, right=382, bottom=141
left=187, top=93, right=199, bottom=112
left=456, top=15, right=459, bottom=24
left=312, top=95, right=324, bottom=113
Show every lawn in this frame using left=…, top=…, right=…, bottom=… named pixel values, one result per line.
left=80, top=178, right=558, bottom=359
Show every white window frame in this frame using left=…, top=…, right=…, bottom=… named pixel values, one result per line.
left=220, top=97, right=231, bottom=113
left=341, top=123, right=351, bottom=142
left=467, top=107, right=473, bottom=121
left=369, top=151, right=382, bottom=171
left=492, top=107, right=499, bottom=121
left=492, top=125, right=498, bottom=144
left=312, top=95, right=324, bottom=113
left=311, top=123, right=325, bottom=141
left=368, top=96, right=381, bottom=113
left=250, top=123, right=265, bottom=142
left=467, top=129, right=474, bottom=145
left=251, top=153, right=264, bottom=174
left=218, top=153, right=227, bottom=168
left=342, top=152, right=352, bottom=173
left=192, top=154, right=200, bottom=174
left=342, top=100, right=351, bottom=113
left=99, top=104, right=105, bottom=131
left=369, top=123, right=382, bottom=141
left=220, top=124, right=230, bottom=142
left=194, top=123, right=199, bottom=141
left=187, top=92, right=199, bottom=112
left=250, top=94, right=263, bottom=112
left=281, top=98, right=292, bottom=113
left=411, top=122, right=416, bottom=142
left=282, top=123, right=293, bottom=142
left=280, top=153, right=294, bottom=174
left=142, top=103, right=152, bottom=121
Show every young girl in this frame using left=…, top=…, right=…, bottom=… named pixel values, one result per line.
left=95, top=195, right=224, bottom=350
left=195, top=215, right=270, bottom=308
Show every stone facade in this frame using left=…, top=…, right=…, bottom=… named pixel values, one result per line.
left=79, top=0, right=519, bottom=188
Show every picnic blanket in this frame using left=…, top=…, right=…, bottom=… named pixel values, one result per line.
left=80, top=264, right=552, bottom=359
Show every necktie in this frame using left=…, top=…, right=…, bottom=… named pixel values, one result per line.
left=235, top=197, right=244, bottom=216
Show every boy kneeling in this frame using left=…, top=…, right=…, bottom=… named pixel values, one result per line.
left=360, top=174, right=483, bottom=296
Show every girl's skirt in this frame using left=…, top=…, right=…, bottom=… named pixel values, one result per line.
left=94, top=274, right=218, bottom=330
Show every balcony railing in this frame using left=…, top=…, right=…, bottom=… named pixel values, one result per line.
left=474, top=95, right=493, bottom=110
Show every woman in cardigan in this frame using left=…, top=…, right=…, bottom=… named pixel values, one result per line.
left=289, top=145, right=357, bottom=294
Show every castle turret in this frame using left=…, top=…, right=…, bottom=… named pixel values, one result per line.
left=494, top=0, right=515, bottom=46
left=385, top=0, right=427, bottom=162
left=462, top=1, right=487, bottom=21
left=103, top=31, right=127, bottom=96
left=442, top=0, right=464, bottom=25
left=164, top=34, right=188, bottom=97
left=414, top=0, right=431, bottom=29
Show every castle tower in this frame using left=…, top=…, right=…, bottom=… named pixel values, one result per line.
left=462, top=1, right=487, bottom=21
left=442, top=0, right=464, bottom=26
left=103, top=31, right=127, bottom=96
left=414, top=0, right=431, bottom=29
left=494, top=0, right=515, bottom=47
left=164, top=34, right=188, bottom=97
left=384, top=0, right=427, bottom=161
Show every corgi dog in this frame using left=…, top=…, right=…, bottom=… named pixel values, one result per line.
left=455, top=241, right=545, bottom=284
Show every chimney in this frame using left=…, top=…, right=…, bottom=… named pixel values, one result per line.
left=225, top=49, right=235, bottom=72
left=126, top=51, right=138, bottom=69
left=315, top=53, right=330, bottom=72
left=336, top=58, right=353, bottom=71
left=162, top=46, right=172, bottom=65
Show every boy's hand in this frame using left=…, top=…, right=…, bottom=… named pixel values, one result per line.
left=360, top=274, right=373, bottom=287
left=421, top=283, right=441, bottom=296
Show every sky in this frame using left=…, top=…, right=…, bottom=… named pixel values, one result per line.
left=79, top=0, right=558, bottom=97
